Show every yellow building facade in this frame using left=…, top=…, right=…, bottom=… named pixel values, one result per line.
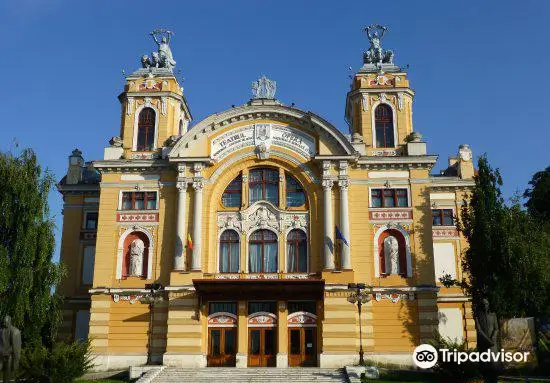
left=57, top=30, right=476, bottom=371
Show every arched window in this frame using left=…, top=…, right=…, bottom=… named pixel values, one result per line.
left=219, top=230, right=240, bottom=273
left=249, top=168, right=279, bottom=205
left=249, top=230, right=278, bottom=273
left=378, top=229, right=407, bottom=276
left=122, top=231, right=149, bottom=278
left=286, top=175, right=306, bottom=207
left=137, top=107, right=156, bottom=151
left=222, top=175, right=242, bottom=208
left=287, top=230, right=307, bottom=272
left=374, top=104, right=395, bottom=148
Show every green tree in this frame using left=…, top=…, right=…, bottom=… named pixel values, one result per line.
left=524, top=166, right=550, bottom=222
left=445, top=156, right=550, bottom=319
left=0, top=149, right=65, bottom=347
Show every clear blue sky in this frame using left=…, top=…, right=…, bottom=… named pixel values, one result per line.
left=1, top=1, right=549, bottom=262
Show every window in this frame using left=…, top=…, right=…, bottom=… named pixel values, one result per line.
left=378, top=229, right=407, bottom=276
left=286, top=175, right=306, bottom=207
left=249, top=230, right=278, bottom=273
left=288, top=301, right=316, bottom=314
left=371, top=189, right=408, bottom=207
left=374, top=104, right=395, bottom=148
left=287, top=229, right=307, bottom=272
left=121, top=191, right=157, bottom=210
left=82, top=245, right=95, bottom=285
left=84, top=212, right=98, bottom=229
left=432, top=209, right=454, bottom=226
left=248, top=301, right=276, bottom=315
left=75, top=310, right=90, bottom=342
left=249, top=168, right=279, bottom=205
left=136, top=107, right=156, bottom=151
left=209, top=302, right=237, bottom=315
left=219, top=230, right=240, bottom=273
left=222, top=175, right=242, bottom=207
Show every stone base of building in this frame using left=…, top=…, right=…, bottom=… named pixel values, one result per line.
left=319, top=352, right=414, bottom=368
left=91, top=353, right=150, bottom=372
left=236, top=353, right=247, bottom=368
left=276, top=353, right=288, bottom=368
left=163, top=353, right=207, bottom=368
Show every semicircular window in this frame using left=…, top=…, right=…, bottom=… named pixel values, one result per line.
left=286, top=174, right=306, bottom=207
left=249, top=168, right=279, bottom=205
left=222, top=175, right=242, bottom=207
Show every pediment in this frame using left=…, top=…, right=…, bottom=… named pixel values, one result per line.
left=168, top=103, right=355, bottom=161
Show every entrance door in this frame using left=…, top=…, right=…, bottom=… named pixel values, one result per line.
left=288, top=328, right=317, bottom=367
left=207, top=328, right=237, bottom=367
left=248, top=328, right=276, bottom=367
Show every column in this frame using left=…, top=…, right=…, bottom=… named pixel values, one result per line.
left=174, top=174, right=187, bottom=271
left=339, top=179, right=351, bottom=270
left=236, top=300, right=247, bottom=368
left=276, top=301, right=288, bottom=368
left=322, top=179, right=335, bottom=270
left=191, top=180, right=203, bottom=271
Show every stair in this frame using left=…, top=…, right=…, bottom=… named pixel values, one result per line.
left=151, top=367, right=347, bottom=383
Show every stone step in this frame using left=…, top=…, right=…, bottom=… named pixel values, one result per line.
left=151, top=368, right=347, bottom=383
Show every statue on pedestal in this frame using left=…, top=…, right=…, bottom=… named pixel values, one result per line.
left=383, top=236, right=399, bottom=275
left=476, top=299, right=501, bottom=383
left=363, top=24, right=395, bottom=65
left=0, top=316, right=21, bottom=383
left=141, top=29, right=177, bottom=71
left=129, top=239, right=145, bottom=277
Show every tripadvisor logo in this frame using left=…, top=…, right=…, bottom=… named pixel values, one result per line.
left=412, top=344, right=530, bottom=369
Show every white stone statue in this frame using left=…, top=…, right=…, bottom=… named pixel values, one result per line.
left=129, top=239, right=145, bottom=277
left=383, top=235, right=399, bottom=275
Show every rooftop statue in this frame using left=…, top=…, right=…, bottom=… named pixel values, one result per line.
left=141, top=29, right=177, bottom=71
left=252, top=76, right=276, bottom=99
left=363, top=24, right=394, bottom=65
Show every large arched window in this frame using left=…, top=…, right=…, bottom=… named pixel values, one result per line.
left=286, top=175, right=306, bottom=208
left=249, top=230, right=278, bottom=273
left=222, top=175, right=242, bottom=208
left=136, top=107, right=156, bottom=151
left=249, top=168, right=279, bottom=205
left=378, top=229, right=407, bottom=276
left=374, top=104, right=395, bottom=148
left=287, top=230, right=307, bottom=272
left=219, top=230, right=240, bottom=273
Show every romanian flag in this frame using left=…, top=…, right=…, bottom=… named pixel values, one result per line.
left=187, top=233, right=193, bottom=250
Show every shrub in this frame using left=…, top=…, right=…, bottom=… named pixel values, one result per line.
left=429, top=335, right=481, bottom=383
left=18, top=340, right=93, bottom=383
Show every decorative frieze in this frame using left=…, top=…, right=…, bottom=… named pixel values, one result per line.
left=248, top=312, right=277, bottom=327
left=371, top=149, right=398, bottom=157
left=288, top=312, right=317, bottom=327
left=138, top=79, right=163, bottom=91
left=217, top=202, right=308, bottom=235
left=369, top=209, right=412, bottom=221
left=374, top=291, right=415, bottom=303
left=213, top=273, right=311, bottom=280
left=432, top=227, right=459, bottom=238
left=116, top=212, right=159, bottom=223
left=207, top=312, right=237, bottom=328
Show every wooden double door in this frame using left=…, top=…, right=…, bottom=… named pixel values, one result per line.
left=207, top=328, right=237, bottom=367
left=288, top=327, right=317, bottom=367
left=248, top=328, right=276, bottom=367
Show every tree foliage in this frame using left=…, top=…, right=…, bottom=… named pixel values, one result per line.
left=453, top=155, right=550, bottom=319
left=0, top=149, right=65, bottom=347
left=524, top=166, right=550, bottom=222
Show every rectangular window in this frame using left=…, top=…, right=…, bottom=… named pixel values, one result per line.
left=209, top=302, right=237, bottom=315
left=82, top=245, right=95, bottom=285
left=84, top=212, right=98, bottom=229
left=121, top=191, right=157, bottom=210
left=371, top=189, right=409, bottom=207
left=74, top=310, right=90, bottom=342
left=248, top=301, right=276, bottom=315
left=432, top=209, right=454, bottom=226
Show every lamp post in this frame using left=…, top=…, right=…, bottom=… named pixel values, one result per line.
left=140, top=283, right=164, bottom=365
left=347, top=283, right=371, bottom=366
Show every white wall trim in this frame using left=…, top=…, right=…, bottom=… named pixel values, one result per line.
left=373, top=224, right=413, bottom=278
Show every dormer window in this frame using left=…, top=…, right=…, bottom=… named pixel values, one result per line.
left=137, top=107, right=156, bottom=151
left=249, top=168, right=279, bottom=205
left=374, top=104, right=395, bottom=148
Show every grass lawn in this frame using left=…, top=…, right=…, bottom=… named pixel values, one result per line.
left=79, top=379, right=135, bottom=383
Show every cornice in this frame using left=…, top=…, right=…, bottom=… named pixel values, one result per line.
left=57, top=184, right=99, bottom=194
left=355, top=155, right=438, bottom=171
left=428, top=178, right=475, bottom=189
left=93, top=159, right=171, bottom=173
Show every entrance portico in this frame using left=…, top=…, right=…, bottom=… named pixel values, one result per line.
left=194, top=278, right=323, bottom=368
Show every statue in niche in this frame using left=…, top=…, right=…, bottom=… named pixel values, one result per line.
left=0, top=316, right=21, bottom=383
left=383, top=235, right=400, bottom=275
left=363, top=24, right=395, bottom=65
left=129, top=238, right=145, bottom=277
left=141, top=29, right=177, bottom=70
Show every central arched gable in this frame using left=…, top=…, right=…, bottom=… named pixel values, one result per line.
left=168, top=101, right=355, bottom=160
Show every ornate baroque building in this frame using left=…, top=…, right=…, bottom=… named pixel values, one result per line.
left=57, top=28, right=476, bottom=371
